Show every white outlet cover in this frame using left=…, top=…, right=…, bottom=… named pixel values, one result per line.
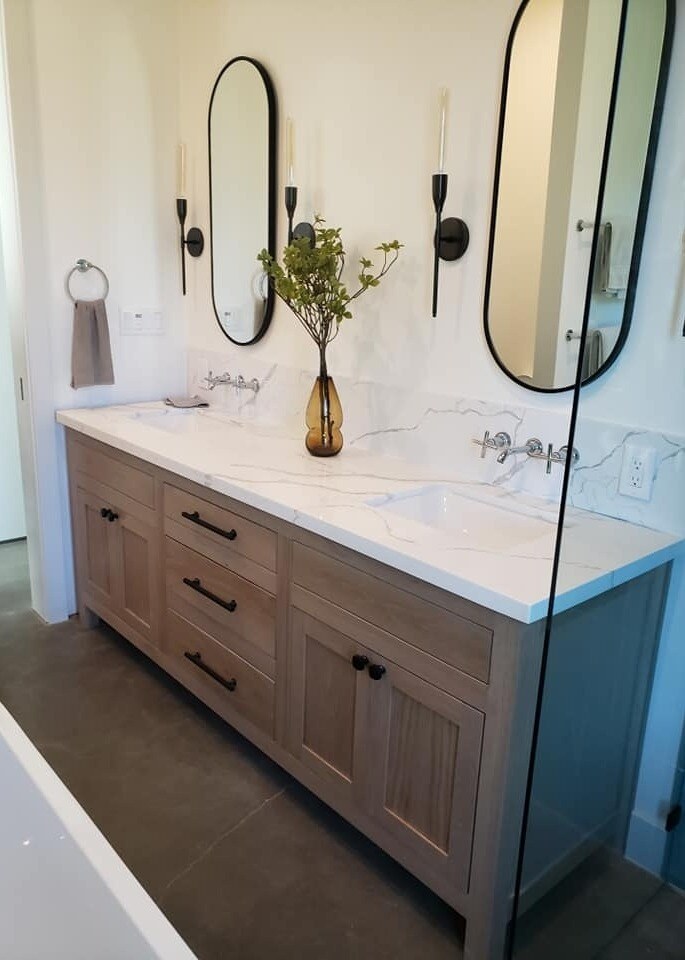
left=618, top=443, right=657, bottom=502
left=120, top=309, right=164, bottom=336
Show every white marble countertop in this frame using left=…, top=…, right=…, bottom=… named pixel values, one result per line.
left=56, top=403, right=683, bottom=624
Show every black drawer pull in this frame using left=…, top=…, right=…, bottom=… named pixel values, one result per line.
left=184, top=651, right=237, bottom=692
left=183, top=576, right=237, bottom=613
left=100, top=507, right=119, bottom=522
left=351, top=654, right=369, bottom=671
left=368, top=663, right=386, bottom=681
left=181, top=510, right=237, bottom=541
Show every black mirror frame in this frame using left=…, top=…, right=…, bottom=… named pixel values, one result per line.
left=483, top=0, right=675, bottom=394
left=208, top=56, right=277, bottom=347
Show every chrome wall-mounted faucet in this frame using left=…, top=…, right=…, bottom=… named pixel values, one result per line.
left=496, top=437, right=543, bottom=464
left=473, top=430, right=579, bottom=472
left=202, top=371, right=260, bottom=393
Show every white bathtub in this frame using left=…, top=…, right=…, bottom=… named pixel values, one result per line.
left=0, top=703, right=197, bottom=960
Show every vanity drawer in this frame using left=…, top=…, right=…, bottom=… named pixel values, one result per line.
left=68, top=435, right=156, bottom=510
left=291, top=542, right=492, bottom=684
left=164, top=484, right=277, bottom=581
left=164, top=610, right=275, bottom=739
left=165, top=537, right=276, bottom=677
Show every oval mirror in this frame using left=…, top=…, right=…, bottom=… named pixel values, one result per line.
left=484, top=0, right=674, bottom=392
left=209, top=57, right=276, bottom=345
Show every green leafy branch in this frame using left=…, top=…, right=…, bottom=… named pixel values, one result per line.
left=258, top=217, right=402, bottom=351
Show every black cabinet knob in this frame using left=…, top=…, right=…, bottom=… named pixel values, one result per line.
left=351, top=654, right=369, bottom=672
left=107, top=511, right=119, bottom=522
left=368, top=663, right=386, bottom=681
left=100, top=507, right=109, bottom=519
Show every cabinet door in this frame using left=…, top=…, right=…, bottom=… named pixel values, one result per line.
left=287, top=609, right=372, bottom=802
left=74, top=487, right=119, bottom=616
left=114, top=510, right=159, bottom=645
left=368, top=659, right=484, bottom=893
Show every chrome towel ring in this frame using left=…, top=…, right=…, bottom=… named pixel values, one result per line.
left=66, top=258, right=109, bottom=303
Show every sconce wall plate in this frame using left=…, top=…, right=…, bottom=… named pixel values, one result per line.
left=435, top=216, right=469, bottom=261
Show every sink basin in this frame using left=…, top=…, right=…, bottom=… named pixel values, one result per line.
left=124, top=409, right=231, bottom=436
left=373, top=485, right=557, bottom=551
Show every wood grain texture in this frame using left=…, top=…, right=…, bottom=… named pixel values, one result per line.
left=292, top=584, right=488, bottom=711
left=74, top=487, right=118, bottom=615
left=371, top=660, right=484, bottom=894
left=164, top=609, right=275, bottom=739
left=384, top=689, right=458, bottom=853
left=68, top=433, right=156, bottom=508
left=292, top=541, right=493, bottom=683
left=164, top=483, right=277, bottom=573
left=287, top=609, right=368, bottom=799
left=120, top=523, right=152, bottom=630
left=165, top=536, right=276, bottom=670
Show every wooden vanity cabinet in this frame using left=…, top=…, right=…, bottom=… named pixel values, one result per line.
left=68, top=439, right=160, bottom=646
left=287, top=607, right=484, bottom=895
left=66, top=430, right=667, bottom=960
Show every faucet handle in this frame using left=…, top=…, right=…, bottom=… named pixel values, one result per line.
left=472, top=430, right=511, bottom=459
left=475, top=430, right=490, bottom=459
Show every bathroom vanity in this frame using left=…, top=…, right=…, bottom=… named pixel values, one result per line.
left=58, top=404, right=680, bottom=960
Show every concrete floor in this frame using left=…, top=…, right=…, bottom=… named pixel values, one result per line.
left=1, top=538, right=684, bottom=959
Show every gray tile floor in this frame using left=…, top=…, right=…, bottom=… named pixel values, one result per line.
left=1, top=538, right=684, bottom=959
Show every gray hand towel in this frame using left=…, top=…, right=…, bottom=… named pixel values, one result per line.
left=71, top=298, right=115, bottom=389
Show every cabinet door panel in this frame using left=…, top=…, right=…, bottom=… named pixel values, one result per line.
left=75, top=488, right=118, bottom=615
left=371, top=663, right=484, bottom=893
left=117, top=512, right=159, bottom=644
left=288, top=609, right=369, bottom=800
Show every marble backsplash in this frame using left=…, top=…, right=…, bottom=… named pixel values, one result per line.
left=187, top=349, right=685, bottom=537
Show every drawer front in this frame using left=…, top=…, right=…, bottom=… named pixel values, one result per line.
left=164, top=610, right=275, bottom=738
left=164, top=484, right=277, bottom=580
left=292, top=543, right=492, bottom=684
left=68, top=435, right=156, bottom=509
left=165, top=537, right=276, bottom=676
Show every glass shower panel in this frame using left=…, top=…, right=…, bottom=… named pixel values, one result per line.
left=509, top=0, right=684, bottom=955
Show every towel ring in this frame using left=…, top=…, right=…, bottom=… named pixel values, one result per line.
left=66, top=258, right=109, bottom=303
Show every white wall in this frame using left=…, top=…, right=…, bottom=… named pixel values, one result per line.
left=3, top=0, right=186, bottom=617
left=0, top=229, right=25, bottom=542
left=180, top=0, right=546, bottom=410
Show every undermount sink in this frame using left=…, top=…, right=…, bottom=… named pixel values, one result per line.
left=372, top=484, right=558, bottom=551
left=124, top=409, right=231, bottom=436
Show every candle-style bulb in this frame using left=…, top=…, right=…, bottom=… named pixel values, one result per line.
left=178, top=142, right=186, bottom=197
left=437, top=88, right=448, bottom=173
left=286, top=117, right=295, bottom=187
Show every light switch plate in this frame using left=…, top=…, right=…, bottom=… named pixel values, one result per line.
left=618, top=443, right=657, bottom=501
left=120, top=309, right=164, bottom=336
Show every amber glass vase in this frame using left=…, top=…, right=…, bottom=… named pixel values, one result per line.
left=305, top=349, right=343, bottom=457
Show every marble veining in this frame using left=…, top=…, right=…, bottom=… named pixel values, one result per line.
left=56, top=402, right=683, bottom=624
left=187, top=351, right=685, bottom=536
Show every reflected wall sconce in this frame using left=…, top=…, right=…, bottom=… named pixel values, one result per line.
left=431, top=90, right=469, bottom=318
left=176, top=144, right=204, bottom=296
left=285, top=118, right=315, bottom=247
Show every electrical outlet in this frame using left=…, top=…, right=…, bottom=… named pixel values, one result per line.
left=618, top=444, right=657, bottom=501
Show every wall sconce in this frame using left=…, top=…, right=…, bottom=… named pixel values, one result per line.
left=176, top=144, right=204, bottom=296
left=431, top=90, right=469, bottom=317
left=285, top=118, right=315, bottom=247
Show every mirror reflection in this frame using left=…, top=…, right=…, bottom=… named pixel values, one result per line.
left=209, top=57, right=276, bottom=345
left=485, top=0, right=670, bottom=392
